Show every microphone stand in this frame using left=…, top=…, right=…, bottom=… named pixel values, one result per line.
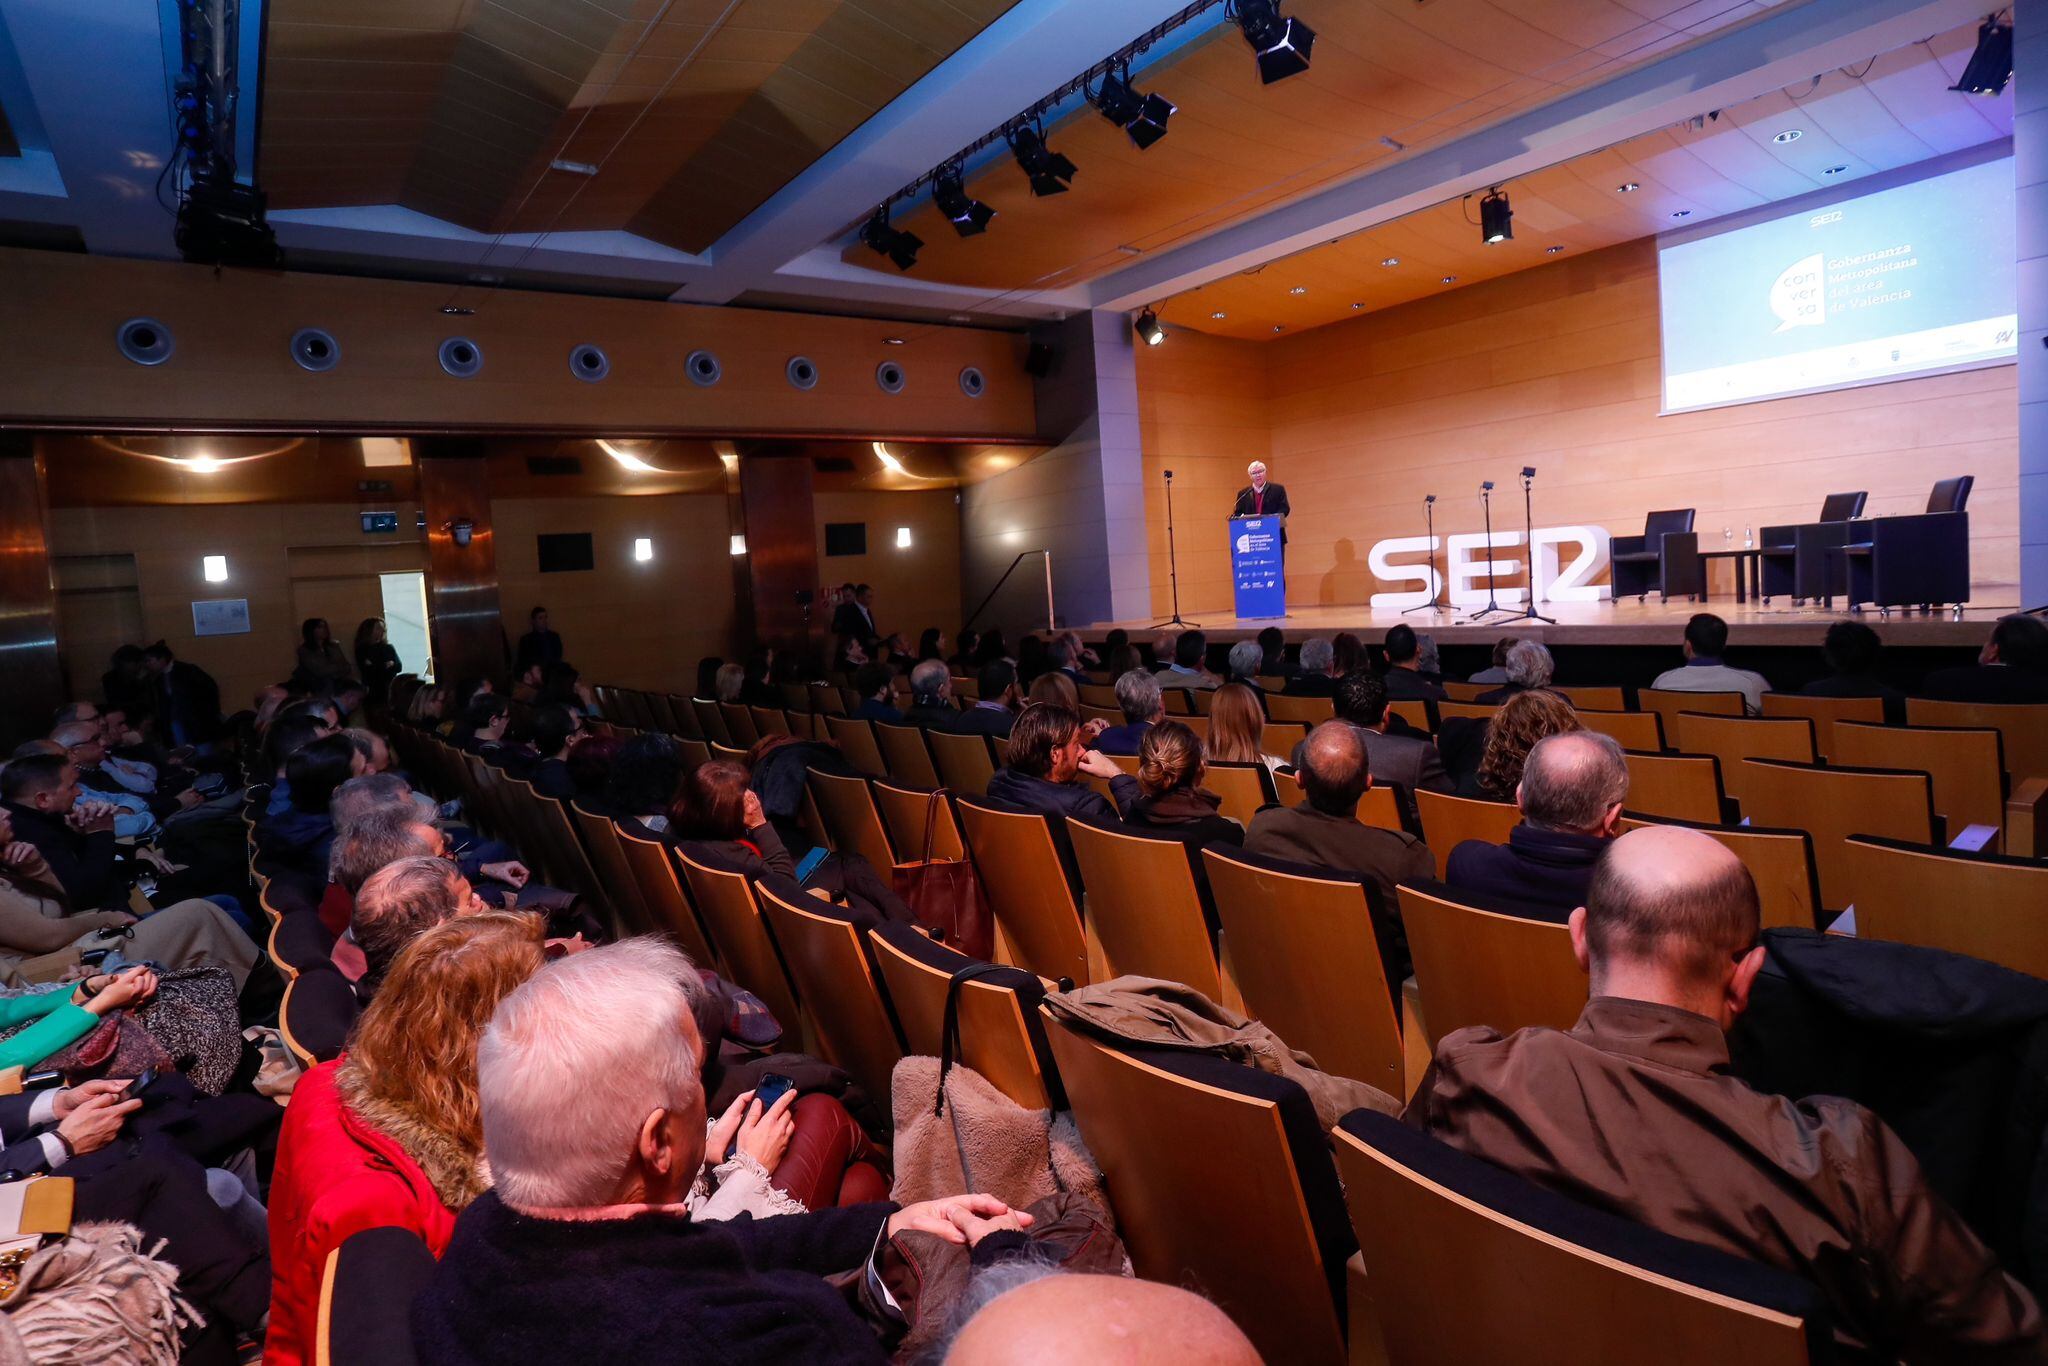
left=1509, top=470, right=1557, bottom=625
left=1402, top=495, right=1450, bottom=617
left=1150, top=468, right=1198, bottom=629
left=1461, top=483, right=1511, bottom=624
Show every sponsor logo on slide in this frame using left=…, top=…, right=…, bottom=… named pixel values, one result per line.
left=1235, top=534, right=1251, bottom=554
left=1771, top=252, right=1825, bottom=332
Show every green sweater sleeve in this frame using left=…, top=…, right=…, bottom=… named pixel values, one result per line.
left=0, top=991, right=98, bottom=1071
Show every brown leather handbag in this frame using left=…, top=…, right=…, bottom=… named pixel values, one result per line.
left=891, top=791, right=994, bottom=961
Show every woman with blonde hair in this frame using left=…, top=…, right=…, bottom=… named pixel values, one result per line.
left=1204, top=681, right=1284, bottom=773
left=265, top=911, right=548, bottom=1366
left=1122, top=721, right=1244, bottom=905
left=1464, top=689, right=1582, bottom=801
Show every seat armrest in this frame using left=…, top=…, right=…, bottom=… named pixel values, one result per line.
left=2006, top=777, right=2048, bottom=859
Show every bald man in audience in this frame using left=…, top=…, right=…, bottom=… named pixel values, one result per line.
left=944, top=1272, right=1260, bottom=1365
left=1444, top=730, right=1627, bottom=918
left=1406, top=825, right=2043, bottom=1361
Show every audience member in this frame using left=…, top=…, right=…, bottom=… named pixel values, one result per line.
left=1380, top=625, right=1446, bottom=701
left=670, top=760, right=799, bottom=881
left=143, top=640, right=224, bottom=748
left=1468, top=638, right=1516, bottom=685
left=1415, top=633, right=1444, bottom=682
left=831, top=583, right=880, bottom=646
left=1256, top=626, right=1290, bottom=678
left=948, top=630, right=981, bottom=676
left=1331, top=631, right=1369, bottom=678
left=1476, top=640, right=1556, bottom=705
left=1920, top=614, right=2048, bottom=704
left=1283, top=636, right=1339, bottom=696
left=739, top=650, right=782, bottom=708
left=1649, top=614, right=1770, bottom=714
left=1244, top=722, right=1431, bottom=978
left=1121, top=722, right=1244, bottom=873
left=102, top=643, right=157, bottom=731
left=49, top=723, right=163, bottom=837
left=1, top=752, right=134, bottom=912
left=952, top=662, right=1021, bottom=739
left=1103, top=638, right=1141, bottom=680
left=450, top=694, right=511, bottom=754
left=260, top=733, right=363, bottom=882
left=974, top=629, right=1011, bottom=669
left=1406, top=825, right=2044, bottom=1360
left=343, top=727, right=395, bottom=777
left=1798, top=620, right=1905, bottom=723
left=904, top=660, right=955, bottom=729
left=1025, top=671, right=1080, bottom=711
left=1224, top=640, right=1265, bottom=689
left=1205, top=682, right=1283, bottom=774
left=1462, top=690, right=1581, bottom=802
left=354, top=617, right=403, bottom=705
left=1154, top=630, right=1220, bottom=691
left=1015, top=635, right=1049, bottom=684
left=267, top=911, right=549, bottom=1366
left=1332, top=670, right=1450, bottom=797
left=602, top=734, right=685, bottom=838
left=943, top=1271, right=1261, bottom=1366
left=1096, top=669, right=1164, bottom=755
left=529, top=703, right=584, bottom=799
left=1047, top=634, right=1091, bottom=684
left=565, top=733, right=621, bottom=804
left=352, top=856, right=490, bottom=999
left=916, top=628, right=947, bottom=663
left=515, top=606, right=564, bottom=673
left=986, top=702, right=1135, bottom=823
left=411, top=938, right=1028, bottom=1363
left=537, top=661, right=597, bottom=716
left=851, top=663, right=903, bottom=723
left=1446, top=731, right=1627, bottom=918
left=714, top=662, right=746, bottom=704
left=295, top=618, right=353, bottom=688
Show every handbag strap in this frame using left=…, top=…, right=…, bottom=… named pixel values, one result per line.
left=936, top=961, right=1014, bottom=1117
left=919, top=788, right=946, bottom=865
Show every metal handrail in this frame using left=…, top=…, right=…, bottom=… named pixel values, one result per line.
left=963, top=550, right=1055, bottom=635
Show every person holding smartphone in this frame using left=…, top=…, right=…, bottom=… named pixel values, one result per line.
left=692, top=1079, right=804, bottom=1218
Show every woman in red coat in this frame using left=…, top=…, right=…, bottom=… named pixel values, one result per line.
left=265, top=912, right=547, bottom=1365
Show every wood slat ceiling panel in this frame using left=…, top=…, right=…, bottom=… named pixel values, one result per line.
left=1168, top=22, right=2011, bottom=341
left=866, top=0, right=1800, bottom=292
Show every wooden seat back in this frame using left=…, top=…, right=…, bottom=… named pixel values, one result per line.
left=613, top=829, right=719, bottom=970
left=666, top=695, right=704, bottom=739
left=1414, top=789, right=1522, bottom=879
left=569, top=803, right=655, bottom=938
left=805, top=769, right=896, bottom=872
left=1577, top=709, right=1664, bottom=752
left=1619, top=815, right=1822, bottom=931
left=1555, top=685, right=1626, bottom=711
left=1267, top=693, right=1335, bottom=724
left=1067, top=819, right=1222, bottom=998
left=691, top=697, right=731, bottom=747
left=1436, top=701, right=1499, bottom=726
left=1639, top=688, right=1744, bottom=738
left=1906, top=699, right=2048, bottom=784
left=674, top=849, right=801, bottom=1029
left=1205, top=760, right=1278, bottom=828
left=869, top=925, right=1056, bottom=1109
left=1847, top=836, right=2048, bottom=979
left=1441, top=681, right=1489, bottom=702
left=875, top=722, right=941, bottom=789
left=749, top=706, right=791, bottom=739
left=1737, top=759, right=1935, bottom=911
left=823, top=714, right=886, bottom=776
left=871, top=779, right=965, bottom=862
left=1620, top=751, right=1726, bottom=825
left=1398, top=883, right=1585, bottom=1050
left=676, top=736, right=711, bottom=770
left=956, top=798, right=1088, bottom=985
left=1758, top=693, right=1884, bottom=761
left=1260, top=720, right=1309, bottom=763
left=1833, top=721, right=2005, bottom=836
left=808, top=683, right=847, bottom=716
left=1388, top=699, right=1433, bottom=733
left=718, top=702, right=760, bottom=748
left=929, top=730, right=999, bottom=795
left=1672, top=713, right=1816, bottom=817
left=755, top=882, right=903, bottom=1102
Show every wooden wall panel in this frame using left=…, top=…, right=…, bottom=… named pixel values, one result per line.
left=0, top=249, right=1034, bottom=439
left=0, top=440, right=63, bottom=746
left=812, top=488, right=965, bottom=642
left=417, top=453, right=504, bottom=689
left=1137, top=238, right=2019, bottom=617
left=739, top=455, right=819, bottom=651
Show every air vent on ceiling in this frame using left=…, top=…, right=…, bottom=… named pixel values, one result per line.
left=816, top=457, right=857, bottom=473
left=525, top=456, right=584, bottom=477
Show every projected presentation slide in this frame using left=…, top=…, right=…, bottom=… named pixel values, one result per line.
left=1659, top=154, right=2016, bottom=414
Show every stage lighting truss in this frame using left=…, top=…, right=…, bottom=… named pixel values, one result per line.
left=860, top=208, right=924, bottom=271
left=1479, top=189, right=1513, bottom=244
left=933, top=165, right=995, bottom=237
left=1009, top=123, right=1077, bottom=196
left=1093, top=64, right=1176, bottom=149
left=1232, top=0, right=1315, bottom=84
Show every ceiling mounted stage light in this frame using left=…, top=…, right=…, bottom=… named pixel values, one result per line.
left=1233, top=0, right=1315, bottom=84
left=1952, top=17, right=2012, bottom=96
left=1092, top=67, right=1176, bottom=149
left=1134, top=308, right=1166, bottom=346
left=1009, top=124, right=1077, bottom=195
left=933, top=167, right=994, bottom=237
left=860, top=208, right=923, bottom=270
left=1479, top=189, right=1513, bottom=244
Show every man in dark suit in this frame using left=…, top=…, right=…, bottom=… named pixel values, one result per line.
left=514, top=606, right=564, bottom=674
left=1230, top=461, right=1290, bottom=542
left=1333, top=670, right=1451, bottom=800
left=1379, top=624, right=1446, bottom=702
left=1799, top=621, right=1906, bottom=724
left=141, top=641, right=223, bottom=748
left=1444, top=731, right=1627, bottom=918
left=1919, top=614, right=2048, bottom=705
left=0, top=752, right=127, bottom=911
left=1284, top=637, right=1339, bottom=697
left=949, top=661, right=1020, bottom=739
left=903, top=660, right=958, bottom=730
left=849, top=663, right=904, bottom=723
left=830, top=583, right=880, bottom=646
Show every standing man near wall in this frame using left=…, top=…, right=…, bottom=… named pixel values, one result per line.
left=1231, top=461, right=1290, bottom=546
left=515, top=608, right=563, bottom=674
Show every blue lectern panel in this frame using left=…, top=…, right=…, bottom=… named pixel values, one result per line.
left=1230, top=516, right=1285, bottom=620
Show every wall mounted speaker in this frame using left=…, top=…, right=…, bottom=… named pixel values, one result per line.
left=116, top=318, right=175, bottom=367
left=876, top=361, right=906, bottom=394
left=958, top=366, right=986, bottom=398
left=438, top=337, right=484, bottom=378
left=568, top=344, right=610, bottom=383
left=686, top=350, right=722, bottom=387
left=785, top=356, right=819, bottom=390
left=290, top=328, right=340, bottom=373
left=1023, top=341, right=1054, bottom=377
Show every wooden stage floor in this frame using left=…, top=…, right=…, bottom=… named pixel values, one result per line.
left=1083, top=596, right=2021, bottom=649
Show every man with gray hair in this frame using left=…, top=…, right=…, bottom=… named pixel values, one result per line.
left=1096, top=669, right=1164, bottom=755
left=350, top=854, right=488, bottom=997
left=1476, top=640, right=1557, bottom=705
left=1283, top=636, right=1339, bottom=697
left=1224, top=639, right=1265, bottom=688
left=413, top=937, right=1034, bottom=1363
left=1445, top=730, right=1628, bottom=917
left=905, top=659, right=956, bottom=730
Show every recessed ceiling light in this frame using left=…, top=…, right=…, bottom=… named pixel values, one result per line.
left=1351, top=302, right=1365, bottom=309
left=1380, top=257, right=1399, bottom=267
left=1441, top=275, right=1457, bottom=284
left=1617, top=181, right=1640, bottom=192
left=1772, top=129, right=1803, bottom=144
left=883, top=337, right=906, bottom=345
left=1272, top=325, right=1286, bottom=333
left=1288, top=286, right=1307, bottom=295
left=1545, top=245, right=1565, bottom=254
left=1822, top=164, right=1848, bottom=176
left=1671, top=209, right=1692, bottom=219
left=1211, top=311, right=1227, bottom=319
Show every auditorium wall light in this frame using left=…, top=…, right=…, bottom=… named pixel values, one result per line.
left=1479, top=189, right=1513, bottom=244
left=202, top=555, right=228, bottom=582
left=185, top=454, right=222, bottom=474
left=896, top=527, right=913, bottom=549
left=1952, top=17, right=2012, bottom=96
left=729, top=534, right=747, bottom=557
left=634, top=538, right=653, bottom=563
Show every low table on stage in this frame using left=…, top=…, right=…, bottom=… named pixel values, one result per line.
left=1700, top=548, right=1762, bottom=604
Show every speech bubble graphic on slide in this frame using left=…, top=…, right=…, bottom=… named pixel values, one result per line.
left=1769, top=253, right=1825, bottom=332
left=1235, top=534, right=1252, bottom=554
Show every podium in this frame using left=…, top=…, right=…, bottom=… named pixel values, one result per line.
left=1229, top=515, right=1285, bottom=620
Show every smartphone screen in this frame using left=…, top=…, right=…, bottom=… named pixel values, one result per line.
left=724, top=1074, right=797, bottom=1161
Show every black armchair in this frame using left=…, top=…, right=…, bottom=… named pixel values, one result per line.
left=1610, top=508, right=1702, bottom=602
left=1759, top=490, right=1867, bottom=605
left=1837, top=476, right=1973, bottom=615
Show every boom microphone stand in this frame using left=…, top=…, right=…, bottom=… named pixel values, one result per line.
left=1151, top=468, right=1199, bottom=628
left=1509, top=466, right=1557, bottom=625
left=1402, top=493, right=1451, bottom=617
left=1461, top=481, right=1512, bottom=624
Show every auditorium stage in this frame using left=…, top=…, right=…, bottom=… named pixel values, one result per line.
left=1082, top=597, right=2018, bottom=650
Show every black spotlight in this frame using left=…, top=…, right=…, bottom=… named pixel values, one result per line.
left=1480, top=189, right=1513, bottom=244
left=1009, top=124, right=1077, bottom=196
left=933, top=168, right=994, bottom=237
left=1234, top=0, right=1315, bottom=84
left=1093, top=68, right=1176, bottom=150
left=1951, top=17, right=2012, bottom=96
left=860, top=208, right=923, bottom=271
left=1134, top=308, right=1166, bottom=347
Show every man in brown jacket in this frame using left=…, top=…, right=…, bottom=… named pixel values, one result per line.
left=1406, top=825, right=2043, bottom=1361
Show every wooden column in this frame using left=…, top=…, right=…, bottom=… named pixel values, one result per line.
left=736, top=450, right=819, bottom=654
left=0, top=434, right=62, bottom=747
left=415, top=441, right=505, bottom=686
